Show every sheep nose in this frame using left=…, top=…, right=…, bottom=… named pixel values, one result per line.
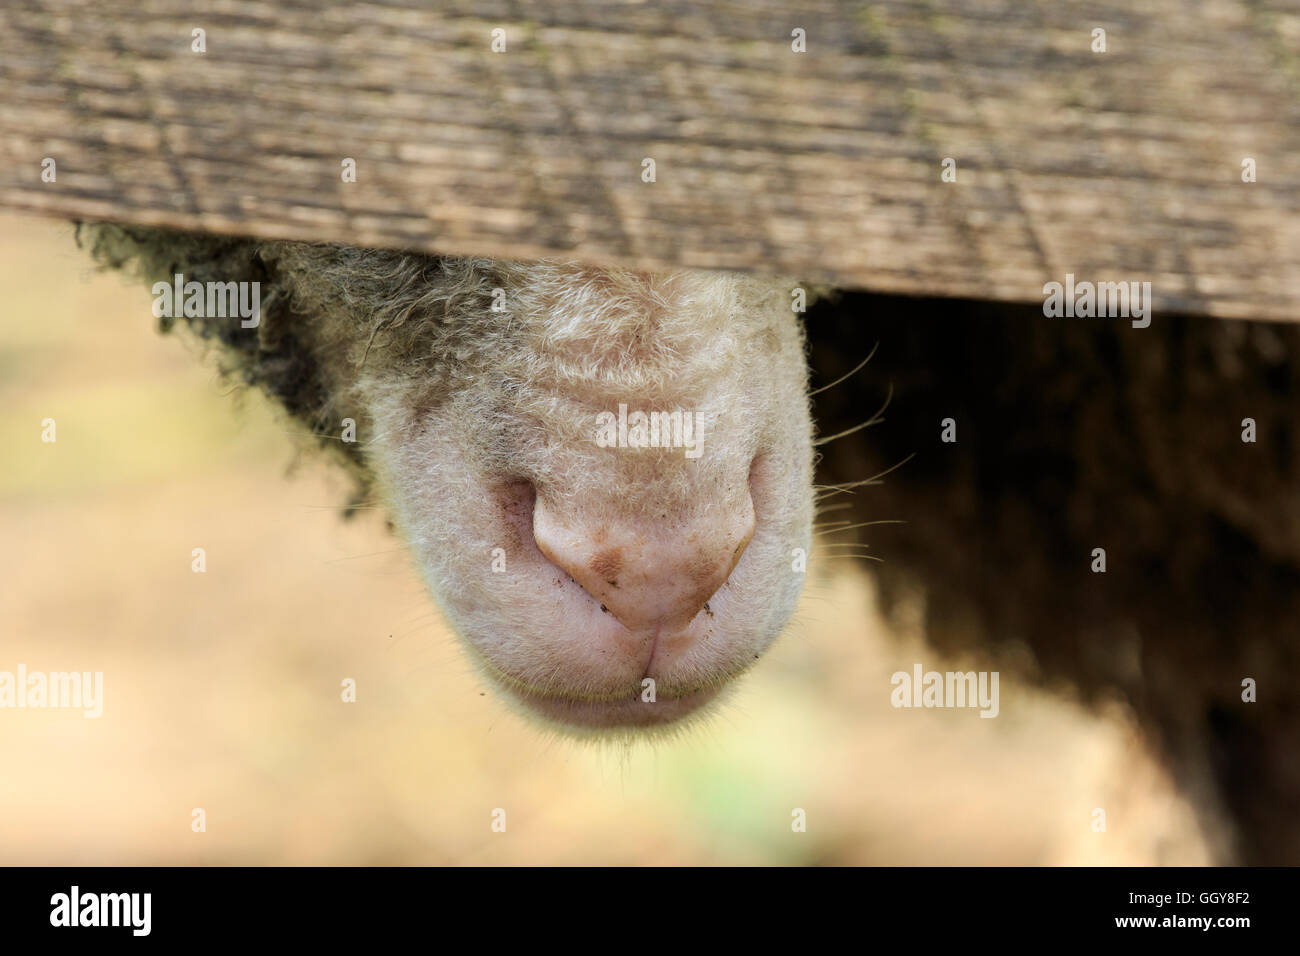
left=532, top=494, right=755, bottom=634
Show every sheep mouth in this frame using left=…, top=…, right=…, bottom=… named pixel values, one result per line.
left=496, top=680, right=724, bottom=734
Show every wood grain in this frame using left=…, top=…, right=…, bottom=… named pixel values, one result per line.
left=1, top=0, right=1297, bottom=318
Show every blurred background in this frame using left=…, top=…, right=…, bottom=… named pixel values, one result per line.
left=0, top=212, right=1213, bottom=864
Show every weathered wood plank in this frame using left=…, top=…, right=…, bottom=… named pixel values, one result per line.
left=1, top=0, right=1297, bottom=319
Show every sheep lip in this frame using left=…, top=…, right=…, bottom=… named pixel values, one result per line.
left=499, top=682, right=722, bottom=731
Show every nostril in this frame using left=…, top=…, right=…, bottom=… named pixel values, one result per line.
left=747, top=454, right=766, bottom=514
left=533, top=490, right=755, bottom=635
left=495, top=480, right=541, bottom=559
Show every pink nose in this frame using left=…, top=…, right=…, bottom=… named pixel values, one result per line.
left=533, top=495, right=755, bottom=634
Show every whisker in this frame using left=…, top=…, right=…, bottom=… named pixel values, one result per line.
left=814, top=453, right=917, bottom=500
left=808, top=341, right=879, bottom=397
left=322, top=548, right=409, bottom=564
left=815, top=519, right=906, bottom=537
left=813, top=382, right=893, bottom=447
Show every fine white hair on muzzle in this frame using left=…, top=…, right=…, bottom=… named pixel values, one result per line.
left=78, top=223, right=817, bottom=735
left=356, top=260, right=816, bottom=733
